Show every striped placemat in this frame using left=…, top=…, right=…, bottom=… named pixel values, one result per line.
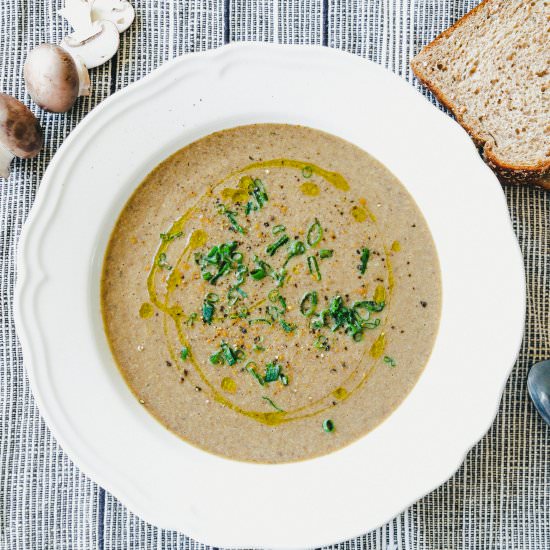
left=0, top=1, right=548, bottom=548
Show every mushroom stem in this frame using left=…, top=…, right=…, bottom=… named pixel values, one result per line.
left=70, top=54, right=91, bottom=96
left=0, top=144, right=15, bottom=179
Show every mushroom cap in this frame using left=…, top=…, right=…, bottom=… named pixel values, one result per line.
left=61, top=20, right=120, bottom=69
left=0, top=93, right=43, bottom=159
left=24, top=44, right=80, bottom=113
left=91, top=0, right=135, bottom=33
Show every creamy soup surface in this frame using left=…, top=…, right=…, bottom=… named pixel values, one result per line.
left=101, top=124, right=441, bottom=463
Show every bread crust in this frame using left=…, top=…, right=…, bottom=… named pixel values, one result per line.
left=411, top=0, right=550, bottom=190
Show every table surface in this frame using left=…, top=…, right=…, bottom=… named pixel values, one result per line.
left=1, top=1, right=548, bottom=549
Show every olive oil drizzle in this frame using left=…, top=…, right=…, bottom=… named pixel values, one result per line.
left=145, top=158, right=395, bottom=426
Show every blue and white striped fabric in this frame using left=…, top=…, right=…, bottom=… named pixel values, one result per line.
left=1, top=1, right=548, bottom=548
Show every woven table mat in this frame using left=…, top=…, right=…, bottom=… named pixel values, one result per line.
left=1, top=1, right=548, bottom=548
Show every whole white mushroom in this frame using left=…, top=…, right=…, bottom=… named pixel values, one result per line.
left=24, top=44, right=90, bottom=113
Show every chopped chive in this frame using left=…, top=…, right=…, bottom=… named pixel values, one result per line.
left=196, top=240, right=242, bottom=285
left=300, top=291, right=318, bottom=317
left=219, top=204, right=247, bottom=234
left=314, top=335, right=330, bottom=351
left=268, top=289, right=280, bottom=302
left=262, top=396, right=284, bottom=412
left=362, top=318, right=381, bottom=329
left=250, top=267, right=266, bottom=280
left=186, top=312, right=198, bottom=326
left=302, top=165, right=313, bottom=178
left=359, top=247, right=370, bottom=274
left=310, top=309, right=328, bottom=329
left=246, top=362, right=265, bottom=386
left=307, top=255, right=321, bottom=281
left=263, top=362, right=281, bottom=382
left=323, top=419, right=335, bottom=433
left=266, top=234, right=290, bottom=256
left=248, top=318, right=272, bottom=325
left=157, top=252, right=172, bottom=270
left=249, top=178, right=268, bottom=209
left=266, top=305, right=280, bottom=321
left=283, top=240, right=306, bottom=267
left=253, top=256, right=287, bottom=287
left=234, top=348, right=246, bottom=361
left=229, top=307, right=249, bottom=320
left=205, top=292, right=219, bottom=303
left=279, top=373, right=289, bottom=386
left=383, top=356, right=396, bottom=367
left=274, top=268, right=287, bottom=288
left=272, top=224, right=286, bottom=235
left=279, top=318, right=296, bottom=333
left=160, top=231, right=183, bottom=242
left=202, top=300, right=214, bottom=324
left=306, top=218, right=323, bottom=247
left=221, top=342, right=237, bottom=365
left=180, top=346, right=189, bottom=360
left=319, top=249, right=333, bottom=259
left=209, top=351, right=223, bottom=364
left=253, top=336, right=265, bottom=352
left=359, top=300, right=385, bottom=313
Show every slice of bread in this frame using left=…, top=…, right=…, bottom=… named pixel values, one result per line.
left=411, top=0, right=549, bottom=189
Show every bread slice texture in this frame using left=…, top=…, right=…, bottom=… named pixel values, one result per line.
left=411, top=0, right=550, bottom=189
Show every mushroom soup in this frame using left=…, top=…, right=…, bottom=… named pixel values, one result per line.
left=101, top=124, right=441, bottom=463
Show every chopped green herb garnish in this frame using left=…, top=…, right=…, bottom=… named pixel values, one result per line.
left=228, top=285, right=248, bottom=305
left=253, top=256, right=286, bottom=287
left=356, top=300, right=385, bottom=313
left=306, top=218, right=323, bottom=247
left=307, top=255, right=321, bottom=281
left=246, top=362, right=265, bottom=386
left=160, top=231, right=183, bottom=242
left=245, top=201, right=255, bottom=215
left=266, top=305, right=281, bottom=321
left=266, top=234, right=290, bottom=256
left=219, top=204, right=247, bottom=234
left=209, top=351, right=223, bottom=364
left=323, top=419, right=335, bottom=433
left=262, top=396, right=284, bottom=412
left=359, top=248, right=370, bottom=274
left=278, top=318, right=296, bottom=333
left=205, top=292, right=219, bottom=303
left=157, top=252, right=172, bottom=270
left=249, top=178, right=268, bottom=209
left=319, top=249, right=334, bottom=259
left=250, top=267, right=266, bottom=280
left=196, top=241, right=242, bottom=285
left=209, top=341, right=244, bottom=366
left=252, top=336, right=265, bottom=352
left=283, top=240, right=305, bottom=267
left=314, top=335, right=330, bottom=351
left=202, top=299, right=215, bottom=324
left=300, top=291, right=318, bottom=317
left=311, top=295, right=383, bottom=342
left=186, top=312, right=198, bottom=326
left=302, top=165, right=313, bottom=178
left=263, top=362, right=281, bottom=382
left=272, top=224, right=286, bottom=234
left=279, top=373, right=289, bottom=386
left=383, top=356, right=396, bottom=367
left=180, top=346, right=189, bottom=360
left=248, top=318, right=272, bottom=325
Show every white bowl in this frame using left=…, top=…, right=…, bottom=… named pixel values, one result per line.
left=15, top=43, right=524, bottom=549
